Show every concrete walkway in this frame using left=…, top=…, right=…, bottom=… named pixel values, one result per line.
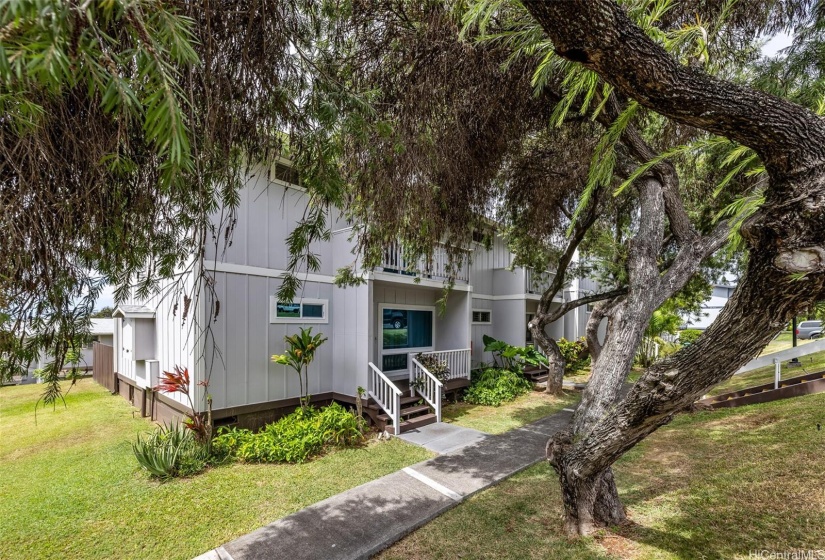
left=396, top=421, right=488, bottom=454
left=194, top=408, right=573, bottom=560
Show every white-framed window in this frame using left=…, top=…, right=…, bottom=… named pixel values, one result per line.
left=472, top=309, right=492, bottom=325
left=269, top=297, right=328, bottom=324
left=379, top=303, right=436, bottom=373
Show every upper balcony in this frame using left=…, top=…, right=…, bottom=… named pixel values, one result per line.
left=524, top=268, right=566, bottom=301
left=376, top=241, right=470, bottom=285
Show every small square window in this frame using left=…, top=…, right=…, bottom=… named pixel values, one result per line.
left=472, top=310, right=492, bottom=324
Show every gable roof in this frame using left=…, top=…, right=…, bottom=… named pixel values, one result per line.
left=112, top=305, right=155, bottom=319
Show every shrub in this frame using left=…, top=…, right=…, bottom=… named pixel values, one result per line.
left=411, top=353, right=450, bottom=392
left=465, top=368, right=532, bottom=407
left=133, top=423, right=209, bottom=479
left=212, top=403, right=363, bottom=464
left=557, top=337, right=590, bottom=373
left=679, top=329, right=703, bottom=345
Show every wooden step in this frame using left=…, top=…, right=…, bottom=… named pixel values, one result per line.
left=386, top=413, right=437, bottom=435
left=377, top=404, right=431, bottom=422
left=366, top=394, right=421, bottom=411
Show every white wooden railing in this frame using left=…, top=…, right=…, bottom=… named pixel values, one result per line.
left=734, top=337, right=825, bottom=389
left=414, top=348, right=472, bottom=382
left=367, top=362, right=402, bottom=431
left=525, top=268, right=556, bottom=294
left=410, top=357, right=443, bottom=422
left=380, top=241, right=470, bottom=283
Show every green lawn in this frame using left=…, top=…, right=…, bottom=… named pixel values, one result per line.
left=380, top=392, right=825, bottom=560
left=442, top=389, right=580, bottom=434
left=0, top=379, right=433, bottom=560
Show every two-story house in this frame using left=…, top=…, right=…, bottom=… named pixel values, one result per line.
left=109, top=163, right=587, bottom=433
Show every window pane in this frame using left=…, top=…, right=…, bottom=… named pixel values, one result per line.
left=277, top=303, right=300, bottom=318
left=382, top=353, right=408, bottom=372
left=302, top=303, right=324, bottom=318
left=382, top=308, right=432, bottom=350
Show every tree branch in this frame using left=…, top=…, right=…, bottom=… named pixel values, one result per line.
left=521, top=0, right=825, bottom=178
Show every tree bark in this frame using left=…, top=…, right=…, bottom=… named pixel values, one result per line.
left=522, top=0, right=825, bottom=536
left=583, top=297, right=618, bottom=363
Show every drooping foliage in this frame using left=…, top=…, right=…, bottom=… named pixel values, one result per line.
left=0, top=0, right=349, bottom=401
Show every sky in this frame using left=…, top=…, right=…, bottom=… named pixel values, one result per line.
left=89, top=32, right=800, bottom=314
left=761, top=31, right=795, bottom=58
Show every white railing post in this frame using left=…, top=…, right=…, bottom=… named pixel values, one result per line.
left=408, top=352, right=415, bottom=397
left=774, top=358, right=781, bottom=390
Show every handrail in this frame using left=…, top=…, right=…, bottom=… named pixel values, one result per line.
left=418, top=348, right=472, bottom=381
left=736, top=337, right=825, bottom=374
left=367, top=362, right=402, bottom=433
left=410, top=358, right=443, bottom=423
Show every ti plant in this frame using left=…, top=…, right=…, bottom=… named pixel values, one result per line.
left=271, top=327, right=328, bottom=409
left=155, top=366, right=213, bottom=452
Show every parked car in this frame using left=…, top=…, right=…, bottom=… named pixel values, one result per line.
left=382, top=309, right=407, bottom=329
left=796, top=320, right=823, bottom=339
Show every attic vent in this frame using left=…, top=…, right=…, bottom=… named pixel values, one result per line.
left=272, top=162, right=300, bottom=186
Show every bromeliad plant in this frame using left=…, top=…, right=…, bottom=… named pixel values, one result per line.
left=271, top=327, right=328, bottom=408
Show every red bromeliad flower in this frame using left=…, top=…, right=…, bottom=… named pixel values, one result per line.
left=155, top=366, right=190, bottom=395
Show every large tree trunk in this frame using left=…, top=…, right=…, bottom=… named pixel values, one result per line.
left=534, top=328, right=565, bottom=395
left=522, top=0, right=825, bottom=536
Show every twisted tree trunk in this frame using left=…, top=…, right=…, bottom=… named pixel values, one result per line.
left=523, top=0, right=825, bottom=536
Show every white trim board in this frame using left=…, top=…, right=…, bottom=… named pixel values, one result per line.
left=472, top=293, right=562, bottom=301
left=371, top=271, right=473, bottom=292
left=203, top=260, right=337, bottom=284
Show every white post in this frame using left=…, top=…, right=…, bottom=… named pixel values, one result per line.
left=774, top=358, right=781, bottom=390
left=435, top=382, right=442, bottom=422
left=408, top=352, right=415, bottom=397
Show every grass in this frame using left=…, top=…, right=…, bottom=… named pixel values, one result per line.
left=442, top=388, right=580, bottom=434
left=379, top=392, right=825, bottom=560
left=0, top=379, right=433, bottom=560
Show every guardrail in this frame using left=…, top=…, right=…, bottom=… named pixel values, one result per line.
left=410, top=358, right=443, bottom=422
left=735, top=337, right=825, bottom=389
left=367, top=362, right=402, bottom=431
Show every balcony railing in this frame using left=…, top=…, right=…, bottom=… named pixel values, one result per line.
left=378, top=241, right=469, bottom=283
left=525, top=268, right=556, bottom=295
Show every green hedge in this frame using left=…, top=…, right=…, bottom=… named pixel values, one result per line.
left=679, top=329, right=703, bottom=345
left=465, top=368, right=532, bottom=407
left=212, top=403, right=363, bottom=463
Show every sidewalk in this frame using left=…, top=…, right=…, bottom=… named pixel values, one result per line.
left=194, top=408, right=574, bottom=560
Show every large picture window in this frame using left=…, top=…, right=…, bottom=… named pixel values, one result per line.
left=380, top=306, right=434, bottom=372
left=270, top=297, right=328, bottom=323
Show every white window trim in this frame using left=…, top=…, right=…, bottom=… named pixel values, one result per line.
left=471, top=308, right=493, bottom=325
left=270, top=297, right=329, bottom=324
left=378, top=303, right=436, bottom=373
